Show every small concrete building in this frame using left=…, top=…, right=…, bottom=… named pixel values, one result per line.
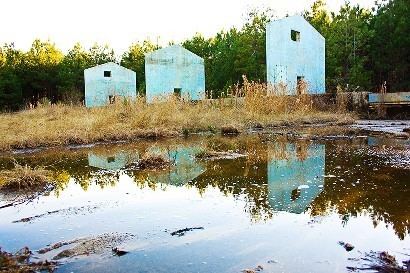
left=266, top=15, right=325, bottom=94
left=145, top=45, right=205, bottom=102
left=84, top=62, right=136, bottom=107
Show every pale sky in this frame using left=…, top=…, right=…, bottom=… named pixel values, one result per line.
left=0, top=0, right=375, bottom=55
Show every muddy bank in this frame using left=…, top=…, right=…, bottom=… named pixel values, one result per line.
left=347, top=251, right=410, bottom=273
left=0, top=247, right=56, bottom=273
left=0, top=233, right=134, bottom=272
left=12, top=205, right=100, bottom=223
left=37, top=232, right=134, bottom=260
left=0, top=161, right=57, bottom=210
left=351, top=120, right=410, bottom=138
left=6, top=120, right=399, bottom=158
left=1, top=119, right=356, bottom=155
left=0, top=184, right=54, bottom=209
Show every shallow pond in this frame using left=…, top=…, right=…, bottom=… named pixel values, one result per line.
left=0, top=135, right=409, bottom=273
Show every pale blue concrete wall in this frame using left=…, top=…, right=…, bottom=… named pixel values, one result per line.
left=266, top=15, right=325, bottom=94
left=369, top=92, right=410, bottom=104
left=145, top=45, right=205, bottom=102
left=84, top=62, right=136, bottom=107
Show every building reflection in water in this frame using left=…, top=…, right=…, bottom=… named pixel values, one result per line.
left=192, top=140, right=326, bottom=217
left=88, top=151, right=138, bottom=170
left=135, top=147, right=206, bottom=186
left=87, top=146, right=206, bottom=187
left=267, top=142, right=325, bottom=214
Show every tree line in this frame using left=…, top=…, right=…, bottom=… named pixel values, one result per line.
left=0, top=0, right=408, bottom=110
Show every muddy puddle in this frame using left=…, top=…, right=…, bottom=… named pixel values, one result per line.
left=0, top=135, right=409, bottom=273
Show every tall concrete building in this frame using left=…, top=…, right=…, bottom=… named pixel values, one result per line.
left=266, top=15, right=325, bottom=94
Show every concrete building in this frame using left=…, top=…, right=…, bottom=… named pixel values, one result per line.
left=145, top=45, right=205, bottom=102
left=266, top=15, right=325, bottom=94
left=84, top=62, right=136, bottom=107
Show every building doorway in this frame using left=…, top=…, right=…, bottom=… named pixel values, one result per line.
left=296, top=76, right=305, bottom=95
left=174, top=88, right=182, bottom=98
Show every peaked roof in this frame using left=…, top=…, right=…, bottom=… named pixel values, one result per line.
left=268, top=15, right=325, bottom=40
left=145, top=45, right=204, bottom=62
left=84, top=62, right=136, bottom=73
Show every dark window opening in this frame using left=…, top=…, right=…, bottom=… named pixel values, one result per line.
left=108, top=95, right=115, bottom=104
left=174, top=88, right=182, bottom=97
left=297, top=76, right=305, bottom=95
left=291, top=188, right=301, bottom=201
left=291, top=30, right=300, bottom=42
left=104, top=71, right=111, bottom=77
left=107, top=156, right=115, bottom=163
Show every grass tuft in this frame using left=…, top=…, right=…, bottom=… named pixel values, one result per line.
left=221, top=125, right=241, bottom=135
left=0, top=161, right=53, bottom=191
left=132, top=153, right=170, bottom=170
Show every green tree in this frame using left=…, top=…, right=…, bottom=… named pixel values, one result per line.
left=57, top=43, right=92, bottom=103
left=0, top=48, right=5, bottom=67
left=88, top=43, right=116, bottom=65
left=0, top=44, right=23, bottom=109
left=182, top=34, right=212, bottom=59
left=326, top=2, right=374, bottom=91
left=121, top=40, right=156, bottom=94
left=183, top=9, right=273, bottom=97
left=304, top=0, right=331, bottom=36
left=183, top=34, right=214, bottom=96
left=235, top=9, right=273, bottom=83
left=371, top=0, right=410, bottom=91
left=22, top=39, right=63, bottom=103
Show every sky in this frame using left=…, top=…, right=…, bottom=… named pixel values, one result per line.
left=0, top=0, right=375, bottom=55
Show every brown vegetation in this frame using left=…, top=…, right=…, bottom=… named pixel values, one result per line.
left=0, top=161, right=53, bottom=191
left=133, top=153, right=171, bottom=170
left=0, top=247, right=56, bottom=273
left=0, top=80, right=355, bottom=152
left=221, top=125, right=241, bottom=135
left=347, top=251, right=410, bottom=273
left=37, top=232, right=134, bottom=260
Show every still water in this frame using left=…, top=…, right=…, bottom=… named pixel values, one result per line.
left=0, top=135, right=409, bottom=273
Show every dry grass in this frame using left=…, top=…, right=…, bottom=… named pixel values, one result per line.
left=221, top=125, right=241, bottom=135
left=134, top=153, right=171, bottom=170
left=0, top=247, right=56, bottom=273
left=0, top=79, right=355, bottom=151
left=0, top=161, right=53, bottom=191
